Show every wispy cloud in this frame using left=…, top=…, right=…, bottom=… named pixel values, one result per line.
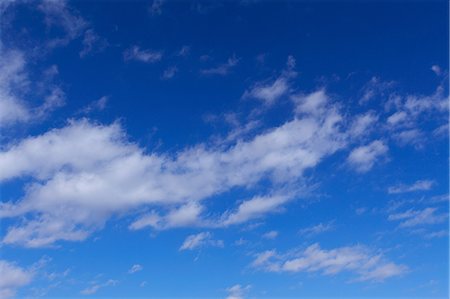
left=388, top=180, right=435, bottom=194
left=124, top=46, right=163, bottom=63
left=179, top=232, right=223, bottom=251
left=388, top=207, right=447, bottom=228
left=128, top=264, right=143, bottom=274
left=200, top=55, right=239, bottom=76
left=251, top=243, right=407, bottom=282
left=298, top=221, right=334, bottom=237
left=80, top=279, right=118, bottom=295
left=225, top=284, right=251, bottom=299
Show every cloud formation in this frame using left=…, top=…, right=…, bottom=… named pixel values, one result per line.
left=251, top=243, right=407, bottom=282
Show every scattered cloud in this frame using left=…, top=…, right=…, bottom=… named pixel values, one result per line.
left=431, top=65, right=442, bottom=76
left=0, top=260, right=33, bottom=299
left=251, top=243, right=407, bottom=282
left=80, top=279, right=118, bottom=295
left=162, top=66, right=178, bottom=79
left=38, top=0, right=88, bottom=49
left=225, top=284, right=251, bottom=299
left=244, top=56, right=296, bottom=105
left=124, top=46, right=163, bottom=63
left=79, top=29, right=107, bottom=58
left=128, top=264, right=143, bottom=274
left=80, top=96, right=108, bottom=114
left=179, top=232, right=223, bottom=251
left=262, top=230, right=278, bottom=240
left=347, top=140, right=388, bottom=172
left=298, top=221, right=334, bottom=237
left=388, top=207, right=447, bottom=228
left=0, top=48, right=65, bottom=127
left=388, top=180, right=435, bottom=194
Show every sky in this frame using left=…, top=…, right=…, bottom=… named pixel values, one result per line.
left=0, top=0, right=448, bottom=298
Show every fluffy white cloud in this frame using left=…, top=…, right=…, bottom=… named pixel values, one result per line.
left=347, top=140, right=388, bottom=172
left=179, top=232, right=223, bottom=251
left=251, top=243, right=407, bottom=282
left=0, top=260, right=33, bottom=299
left=0, top=88, right=345, bottom=247
left=388, top=180, right=435, bottom=194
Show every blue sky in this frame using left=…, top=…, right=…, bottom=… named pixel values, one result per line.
left=0, top=0, right=448, bottom=298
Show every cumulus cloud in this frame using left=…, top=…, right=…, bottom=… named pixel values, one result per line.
left=347, top=140, right=388, bottom=172
left=0, top=260, right=33, bottom=299
left=124, top=46, right=163, bottom=63
left=388, top=180, right=435, bottom=194
left=251, top=243, right=407, bottom=282
left=0, top=88, right=345, bottom=247
left=179, top=232, right=223, bottom=251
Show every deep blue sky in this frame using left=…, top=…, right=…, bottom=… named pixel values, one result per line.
left=0, top=1, right=448, bottom=298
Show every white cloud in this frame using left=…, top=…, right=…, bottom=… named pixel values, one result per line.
left=124, top=46, right=163, bottom=63
left=0, top=47, right=65, bottom=127
left=388, top=180, right=435, bottom=194
left=79, top=29, right=107, bottom=58
left=349, top=111, right=379, bottom=138
left=221, top=194, right=292, bottom=226
left=128, top=264, right=143, bottom=274
left=0, top=260, right=33, bottom=299
left=225, top=284, right=251, bottom=299
left=298, top=221, right=334, bottom=237
left=359, top=77, right=395, bottom=104
left=388, top=207, right=447, bottom=228
left=0, top=90, right=345, bottom=247
left=200, top=55, right=239, bottom=76
left=251, top=243, right=407, bottom=282
left=243, top=56, right=296, bottom=105
left=179, top=232, right=223, bottom=251
left=38, top=0, right=88, bottom=49
left=431, top=65, right=442, bottom=76
left=80, top=96, right=108, bottom=114
left=162, top=66, right=178, bottom=79
left=262, top=230, right=278, bottom=240
left=347, top=140, right=388, bottom=172
left=80, top=279, right=118, bottom=295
